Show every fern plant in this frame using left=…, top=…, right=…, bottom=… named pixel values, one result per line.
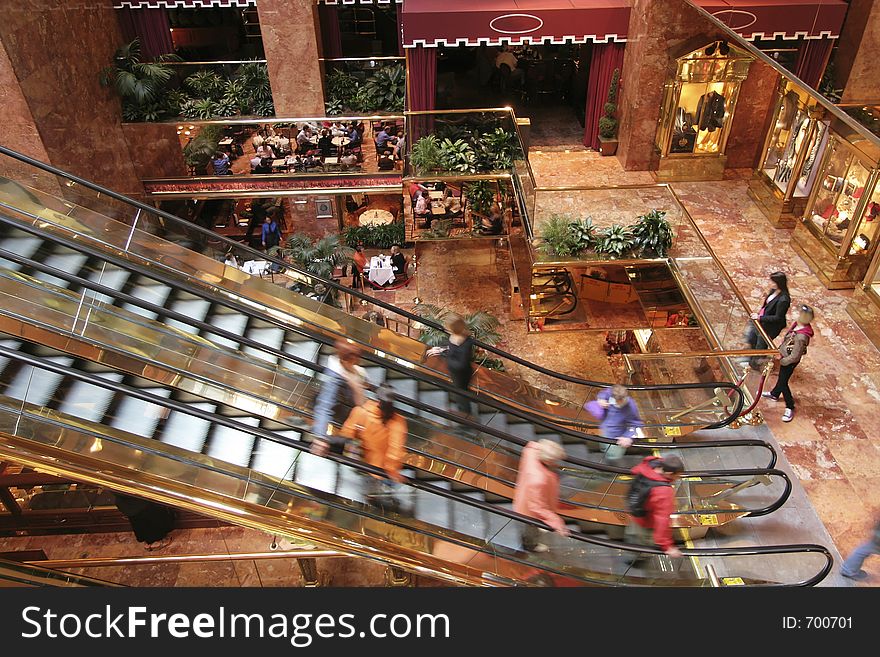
left=596, top=223, right=634, bottom=258
left=413, top=304, right=502, bottom=348
left=279, top=233, right=352, bottom=280
left=540, top=214, right=581, bottom=258
left=410, top=135, right=442, bottom=173
left=99, top=38, right=180, bottom=122
left=630, top=209, right=673, bottom=256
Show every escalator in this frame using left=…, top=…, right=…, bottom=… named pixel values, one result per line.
left=0, top=160, right=758, bottom=440
left=530, top=268, right=578, bottom=318
left=0, top=222, right=792, bottom=537
left=0, top=558, right=116, bottom=587
left=0, top=346, right=831, bottom=586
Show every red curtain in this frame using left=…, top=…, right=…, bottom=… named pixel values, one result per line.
left=583, top=40, right=625, bottom=150
left=406, top=46, right=437, bottom=141
left=318, top=4, right=343, bottom=59
left=794, top=37, right=833, bottom=89
left=116, top=8, right=174, bottom=60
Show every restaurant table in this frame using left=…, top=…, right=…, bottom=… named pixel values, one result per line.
left=428, top=190, right=444, bottom=200
left=366, top=255, right=395, bottom=286
left=360, top=209, right=394, bottom=226
left=323, top=156, right=339, bottom=170
left=430, top=201, right=447, bottom=216
left=218, top=137, right=233, bottom=146
left=332, top=136, right=351, bottom=148
left=241, top=260, right=270, bottom=276
left=271, top=159, right=287, bottom=171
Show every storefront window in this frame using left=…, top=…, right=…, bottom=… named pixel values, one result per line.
left=808, top=137, right=871, bottom=248
left=656, top=42, right=752, bottom=158
left=848, top=176, right=880, bottom=256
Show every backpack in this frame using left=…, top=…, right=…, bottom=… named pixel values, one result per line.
left=627, top=474, right=670, bottom=518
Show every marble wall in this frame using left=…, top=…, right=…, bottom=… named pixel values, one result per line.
left=724, top=60, right=780, bottom=169
left=617, top=0, right=773, bottom=173
left=257, top=0, right=325, bottom=117
left=0, top=0, right=143, bottom=198
left=0, top=35, right=59, bottom=195
left=836, top=0, right=880, bottom=104
left=121, top=122, right=188, bottom=182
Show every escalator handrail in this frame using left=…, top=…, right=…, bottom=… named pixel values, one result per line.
left=0, top=146, right=756, bottom=407
left=0, top=234, right=771, bottom=469
left=0, top=255, right=794, bottom=517
left=0, top=344, right=831, bottom=586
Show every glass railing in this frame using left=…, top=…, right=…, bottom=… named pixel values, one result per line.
left=0, top=347, right=832, bottom=586
left=0, top=173, right=754, bottom=437
left=0, top=558, right=116, bottom=587
left=0, top=261, right=788, bottom=523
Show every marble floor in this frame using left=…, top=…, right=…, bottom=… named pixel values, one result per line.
left=528, top=150, right=880, bottom=583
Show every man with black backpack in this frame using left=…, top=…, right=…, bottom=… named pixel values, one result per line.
left=625, top=455, right=684, bottom=560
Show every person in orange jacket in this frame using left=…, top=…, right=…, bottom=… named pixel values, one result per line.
left=513, top=440, right=570, bottom=553
left=338, top=385, right=408, bottom=503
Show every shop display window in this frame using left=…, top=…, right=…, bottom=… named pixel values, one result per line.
left=848, top=178, right=880, bottom=256
left=656, top=42, right=752, bottom=158
left=808, top=137, right=871, bottom=248
left=760, top=83, right=828, bottom=198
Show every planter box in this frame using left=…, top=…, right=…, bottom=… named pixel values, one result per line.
left=598, top=137, right=618, bottom=156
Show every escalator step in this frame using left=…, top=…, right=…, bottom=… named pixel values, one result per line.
left=506, top=423, right=535, bottom=441
left=58, top=375, right=123, bottom=423
left=0, top=235, right=44, bottom=269
left=205, top=415, right=258, bottom=467
left=204, top=312, right=248, bottom=349
left=242, top=327, right=284, bottom=364
left=107, top=387, right=172, bottom=438
left=122, top=284, right=173, bottom=320
left=160, top=402, right=214, bottom=453
left=250, top=435, right=301, bottom=479
left=85, top=266, right=131, bottom=304
left=4, top=360, right=67, bottom=407
left=32, top=252, right=88, bottom=288
left=165, top=298, right=212, bottom=335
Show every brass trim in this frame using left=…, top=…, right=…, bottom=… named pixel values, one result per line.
left=138, top=114, right=406, bottom=128
left=30, top=551, right=345, bottom=570
left=319, top=56, right=405, bottom=62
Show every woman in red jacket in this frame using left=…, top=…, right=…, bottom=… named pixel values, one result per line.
left=513, top=440, right=569, bottom=553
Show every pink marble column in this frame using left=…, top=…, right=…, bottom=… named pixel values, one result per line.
left=836, top=0, right=880, bottom=104
left=725, top=60, right=780, bottom=169
left=257, top=0, right=325, bottom=117
left=0, top=0, right=143, bottom=198
left=0, top=37, right=59, bottom=195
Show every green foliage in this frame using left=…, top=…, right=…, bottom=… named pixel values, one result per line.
left=341, top=222, right=405, bottom=249
left=163, top=88, right=191, bottom=116
left=325, top=64, right=406, bottom=113
left=185, top=70, right=225, bottom=100
left=183, top=125, right=224, bottom=172
left=437, top=138, right=476, bottom=174
left=234, top=61, right=272, bottom=102
left=569, top=217, right=598, bottom=251
left=413, top=304, right=502, bottom=350
left=279, top=233, right=352, bottom=280
left=463, top=181, right=495, bottom=216
left=598, top=68, right=620, bottom=140
left=595, top=223, right=634, bottom=258
left=630, top=209, right=673, bottom=256
left=360, top=64, right=405, bottom=112
left=540, top=214, right=582, bottom=258
left=100, top=38, right=181, bottom=122
left=475, top=127, right=520, bottom=171
left=410, top=135, right=442, bottom=173
left=325, top=98, right=344, bottom=116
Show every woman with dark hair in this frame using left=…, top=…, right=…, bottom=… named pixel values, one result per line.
left=746, top=271, right=791, bottom=353
left=426, top=316, right=476, bottom=418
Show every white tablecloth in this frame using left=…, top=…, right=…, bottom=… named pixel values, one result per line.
left=360, top=209, right=394, bottom=226
left=367, top=255, right=394, bottom=286
left=241, top=260, right=270, bottom=276
left=332, top=136, right=351, bottom=148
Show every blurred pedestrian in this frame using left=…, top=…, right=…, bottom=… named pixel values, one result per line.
left=513, top=440, right=569, bottom=553
left=841, top=518, right=880, bottom=580
left=311, top=340, right=366, bottom=455
left=595, top=384, right=643, bottom=462
left=624, top=455, right=683, bottom=562
left=426, top=316, right=476, bottom=418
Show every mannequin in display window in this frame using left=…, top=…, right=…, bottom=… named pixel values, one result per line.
left=696, top=90, right=726, bottom=132
left=671, top=107, right=697, bottom=153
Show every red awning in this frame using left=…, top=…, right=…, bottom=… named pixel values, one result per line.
left=113, top=1, right=254, bottom=7
left=694, top=1, right=848, bottom=39
left=401, top=0, right=630, bottom=48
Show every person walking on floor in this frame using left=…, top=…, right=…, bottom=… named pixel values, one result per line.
left=425, top=316, right=477, bottom=419
left=336, top=385, right=408, bottom=506
left=311, top=340, right=367, bottom=455
left=113, top=493, right=176, bottom=551
left=841, top=518, right=880, bottom=580
left=260, top=208, right=282, bottom=252
left=762, top=304, right=814, bottom=422
left=746, top=271, right=791, bottom=368
left=594, top=384, right=643, bottom=462
left=513, top=440, right=570, bottom=553
left=624, top=455, right=683, bottom=562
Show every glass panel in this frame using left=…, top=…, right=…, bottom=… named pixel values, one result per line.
left=846, top=176, right=880, bottom=256
left=670, top=80, right=735, bottom=155
left=762, top=89, right=809, bottom=193
left=808, top=141, right=870, bottom=249
left=795, top=121, right=829, bottom=198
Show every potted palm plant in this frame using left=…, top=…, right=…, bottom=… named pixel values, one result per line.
left=597, top=68, right=620, bottom=156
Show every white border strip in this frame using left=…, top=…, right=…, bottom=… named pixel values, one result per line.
left=114, top=1, right=255, bottom=7
left=404, top=34, right=628, bottom=48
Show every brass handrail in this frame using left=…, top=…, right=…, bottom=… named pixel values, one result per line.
left=163, top=59, right=268, bottom=66
left=140, top=113, right=406, bottom=127
left=28, top=550, right=345, bottom=570
left=624, top=349, right=775, bottom=361
left=319, top=56, right=405, bottom=62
